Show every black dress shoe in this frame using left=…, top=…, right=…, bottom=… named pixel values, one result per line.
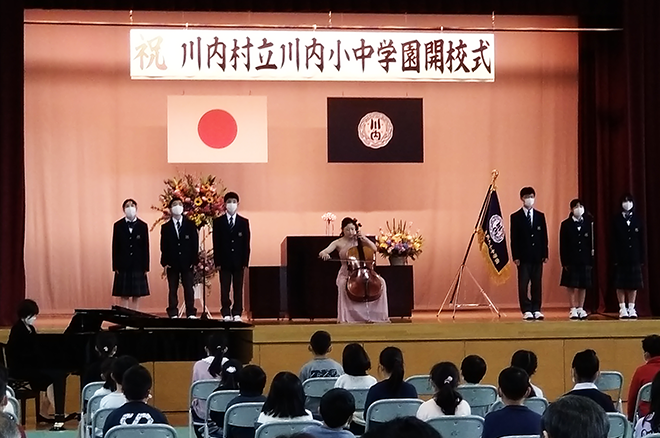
left=49, top=422, right=66, bottom=431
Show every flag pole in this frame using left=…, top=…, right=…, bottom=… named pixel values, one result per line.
left=438, top=170, right=502, bottom=319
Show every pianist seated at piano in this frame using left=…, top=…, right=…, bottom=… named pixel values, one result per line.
left=6, top=299, right=69, bottom=430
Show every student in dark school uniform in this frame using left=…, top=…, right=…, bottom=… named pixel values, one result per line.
left=559, top=199, right=594, bottom=320
left=112, top=198, right=150, bottom=310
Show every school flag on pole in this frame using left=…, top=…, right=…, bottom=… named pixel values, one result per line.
left=478, top=189, right=510, bottom=283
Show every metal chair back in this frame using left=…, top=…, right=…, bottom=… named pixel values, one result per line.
left=105, top=424, right=178, bottom=438
left=365, top=398, right=423, bottom=431
left=427, top=415, right=485, bottom=438
left=456, top=384, right=498, bottom=417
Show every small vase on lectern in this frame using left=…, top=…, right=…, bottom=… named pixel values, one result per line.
left=322, top=212, right=337, bottom=236
left=389, top=256, right=408, bottom=266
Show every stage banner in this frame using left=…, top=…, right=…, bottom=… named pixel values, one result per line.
left=478, top=189, right=510, bottom=283
left=167, top=95, right=268, bottom=163
left=130, top=29, right=494, bottom=82
left=327, top=97, right=423, bottom=163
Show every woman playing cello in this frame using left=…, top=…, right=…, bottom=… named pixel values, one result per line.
left=319, top=217, right=390, bottom=323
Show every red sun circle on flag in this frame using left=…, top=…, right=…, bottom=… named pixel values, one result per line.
left=197, top=109, right=238, bottom=149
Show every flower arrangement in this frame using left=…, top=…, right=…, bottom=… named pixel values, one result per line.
left=151, top=173, right=226, bottom=230
left=322, top=212, right=337, bottom=235
left=377, top=219, right=423, bottom=260
left=193, top=249, right=218, bottom=287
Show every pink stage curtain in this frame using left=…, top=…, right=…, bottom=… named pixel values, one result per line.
left=23, top=11, right=580, bottom=315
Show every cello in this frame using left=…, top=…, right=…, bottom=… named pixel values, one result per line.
left=345, top=221, right=383, bottom=303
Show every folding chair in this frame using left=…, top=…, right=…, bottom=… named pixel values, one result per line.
left=91, top=408, right=115, bottom=438
left=365, top=398, right=423, bottom=431
left=85, top=393, right=106, bottom=438
left=189, top=379, right=221, bottom=438
left=457, top=384, right=498, bottom=417
left=80, top=381, right=105, bottom=431
left=607, top=412, right=631, bottom=438
left=105, top=424, right=178, bottom=438
left=254, top=420, right=322, bottom=438
left=204, top=390, right=240, bottom=438
left=223, top=402, right=264, bottom=438
left=524, top=397, right=549, bottom=415
left=596, top=372, right=624, bottom=412
left=302, top=377, right=338, bottom=412
left=634, top=382, right=653, bottom=424
left=427, top=415, right=485, bottom=438
left=405, top=375, right=435, bottom=397
left=348, top=388, right=371, bottom=411
left=6, top=396, right=20, bottom=421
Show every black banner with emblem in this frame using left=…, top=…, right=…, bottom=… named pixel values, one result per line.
left=327, top=97, right=423, bottom=163
left=479, top=190, right=510, bottom=280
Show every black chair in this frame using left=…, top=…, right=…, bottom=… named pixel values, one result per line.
left=0, top=342, right=43, bottom=425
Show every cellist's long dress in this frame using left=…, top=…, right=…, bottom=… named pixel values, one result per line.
left=336, top=244, right=390, bottom=323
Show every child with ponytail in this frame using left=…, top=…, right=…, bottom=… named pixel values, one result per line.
left=364, top=347, right=417, bottom=413
left=417, top=362, right=471, bottom=420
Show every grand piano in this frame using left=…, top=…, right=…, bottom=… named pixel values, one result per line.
left=51, top=306, right=253, bottom=370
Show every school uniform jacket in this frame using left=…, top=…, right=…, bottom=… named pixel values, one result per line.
left=212, top=214, right=251, bottom=269
left=611, top=212, right=644, bottom=266
left=160, top=216, right=199, bottom=270
left=6, top=321, right=38, bottom=373
left=112, top=218, right=150, bottom=272
left=510, top=208, right=549, bottom=263
left=559, top=216, right=594, bottom=267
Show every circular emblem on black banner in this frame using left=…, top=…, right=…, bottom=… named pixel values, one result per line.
left=489, top=215, right=505, bottom=244
left=357, top=112, right=394, bottom=149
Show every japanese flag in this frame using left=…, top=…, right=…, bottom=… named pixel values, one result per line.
left=167, top=95, right=268, bottom=163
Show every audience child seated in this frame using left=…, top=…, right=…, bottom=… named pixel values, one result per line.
left=635, top=371, right=660, bottom=438
left=565, top=349, right=616, bottom=412
left=334, top=344, right=377, bottom=430
left=461, top=355, right=488, bottom=385
left=541, top=395, right=609, bottom=438
left=82, top=332, right=118, bottom=388
left=417, top=362, right=471, bottom=420
left=482, top=367, right=542, bottom=438
left=223, top=365, right=268, bottom=438
left=257, top=371, right=313, bottom=425
left=99, top=355, right=138, bottom=410
left=191, top=334, right=229, bottom=421
left=364, top=347, right=417, bottom=414
left=511, top=350, right=544, bottom=398
left=0, top=412, right=23, bottom=438
left=304, top=388, right=356, bottom=438
left=0, top=367, right=15, bottom=418
left=334, top=344, right=377, bottom=390
left=362, top=417, right=441, bottom=438
left=102, top=365, right=169, bottom=436
left=93, top=357, right=117, bottom=397
left=628, top=334, right=660, bottom=420
left=202, top=360, right=243, bottom=437
left=299, top=331, right=344, bottom=381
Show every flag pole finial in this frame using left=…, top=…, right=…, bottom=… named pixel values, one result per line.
left=491, top=169, right=499, bottom=184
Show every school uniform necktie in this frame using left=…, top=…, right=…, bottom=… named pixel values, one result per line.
left=526, top=210, right=532, bottom=228
left=229, top=217, right=234, bottom=230
left=176, top=220, right=181, bottom=235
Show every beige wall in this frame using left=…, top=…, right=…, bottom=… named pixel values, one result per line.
left=24, top=10, right=578, bottom=314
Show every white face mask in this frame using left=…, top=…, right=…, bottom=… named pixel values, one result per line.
left=25, top=316, right=37, bottom=325
left=523, top=197, right=535, bottom=208
left=573, top=207, right=585, bottom=218
left=226, top=202, right=238, bottom=215
left=171, top=205, right=184, bottom=216
left=124, top=206, right=137, bottom=220
left=622, top=201, right=633, bottom=212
